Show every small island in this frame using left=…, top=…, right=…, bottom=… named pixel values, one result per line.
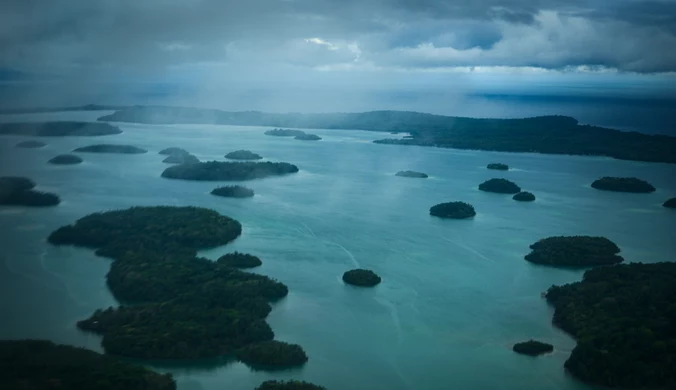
left=479, top=178, right=521, bottom=194
left=48, top=154, right=83, bottom=165
left=342, top=269, right=382, bottom=287
left=513, top=191, right=535, bottom=202
left=0, top=176, right=60, bottom=207
left=225, top=150, right=263, bottom=160
left=73, top=144, right=148, bottom=154
left=429, top=201, right=476, bottom=219
left=163, top=153, right=199, bottom=164
left=16, top=140, right=46, bottom=148
left=218, top=252, right=262, bottom=268
left=487, top=163, right=509, bottom=171
left=512, top=340, right=554, bottom=356
left=159, top=147, right=189, bottom=155
left=256, top=381, right=327, bottom=390
left=591, top=177, right=656, bottom=193
left=235, top=340, right=308, bottom=368
left=211, top=185, right=255, bottom=198
left=664, top=198, right=676, bottom=208
left=546, top=262, right=676, bottom=388
left=264, top=128, right=306, bottom=137
left=0, top=121, right=122, bottom=136
left=395, top=170, right=428, bottom=178
left=525, top=236, right=623, bottom=267
left=295, top=133, right=322, bottom=141
left=161, top=161, right=299, bottom=181
left=0, top=340, right=176, bottom=390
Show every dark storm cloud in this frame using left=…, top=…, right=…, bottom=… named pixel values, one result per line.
left=1, top=0, right=675, bottom=76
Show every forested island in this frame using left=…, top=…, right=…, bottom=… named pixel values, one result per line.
left=212, top=185, right=255, bottom=198
left=48, top=154, right=83, bottom=165
left=546, top=262, right=676, bottom=388
left=487, top=163, right=509, bottom=170
left=525, top=236, right=623, bottom=267
left=235, top=340, right=308, bottom=368
left=256, top=380, right=326, bottom=390
left=0, top=339, right=175, bottom=390
left=264, top=128, right=307, bottom=137
left=513, top=191, right=535, bottom=202
left=161, top=161, right=299, bottom=181
left=98, top=106, right=676, bottom=164
left=429, top=201, right=476, bottom=219
left=0, top=121, right=122, bottom=136
left=342, top=269, right=382, bottom=287
left=48, top=206, right=298, bottom=365
left=591, top=177, right=656, bottom=193
left=395, top=170, right=428, bottom=178
left=163, top=153, right=199, bottom=164
left=512, top=340, right=553, bottom=356
left=295, top=133, right=322, bottom=141
left=664, top=198, right=676, bottom=208
left=479, top=178, right=521, bottom=194
left=16, top=140, right=46, bottom=148
left=0, top=176, right=60, bottom=207
left=73, top=144, right=148, bottom=154
left=218, top=252, right=262, bottom=268
left=225, top=150, right=263, bottom=160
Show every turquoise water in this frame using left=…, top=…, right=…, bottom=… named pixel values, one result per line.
left=1, top=111, right=675, bottom=390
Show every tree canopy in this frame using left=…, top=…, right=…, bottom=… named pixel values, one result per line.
left=218, top=252, right=263, bottom=268
left=161, top=161, right=299, bottom=181
left=342, top=269, right=382, bottom=287
left=235, top=340, right=308, bottom=368
left=478, top=178, right=521, bottom=194
left=73, top=144, right=148, bottom=154
left=255, top=380, right=327, bottom=390
left=429, top=201, right=476, bottom=219
left=163, top=153, right=199, bottom=164
left=212, top=185, right=255, bottom=198
left=0, top=121, right=121, bottom=136
left=264, top=128, right=307, bottom=137
left=512, top=340, right=553, bottom=356
left=225, top=150, right=263, bottom=160
left=48, top=154, right=83, bottom=165
left=487, top=163, right=509, bottom=170
left=591, top=177, right=656, bottom=193
left=395, top=170, right=428, bottom=178
left=0, top=176, right=60, bottom=207
left=295, top=134, right=322, bottom=141
left=525, top=236, right=623, bottom=267
left=513, top=191, right=535, bottom=202
left=664, top=198, right=676, bottom=208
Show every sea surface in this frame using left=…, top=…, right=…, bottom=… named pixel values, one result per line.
left=1, top=110, right=675, bottom=390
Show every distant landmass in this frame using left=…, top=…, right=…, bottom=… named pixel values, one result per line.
left=97, top=106, right=676, bottom=164
left=396, top=170, right=428, bottom=178
left=162, top=161, right=298, bottom=181
left=0, top=121, right=121, bottom=137
left=74, top=144, right=147, bottom=154
left=16, top=140, right=46, bottom=148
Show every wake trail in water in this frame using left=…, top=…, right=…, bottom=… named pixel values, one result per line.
left=324, top=241, right=360, bottom=268
left=3, top=254, right=61, bottom=293
left=440, top=236, right=496, bottom=264
left=38, top=249, right=86, bottom=306
left=299, top=222, right=317, bottom=238
left=374, top=296, right=403, bottom=345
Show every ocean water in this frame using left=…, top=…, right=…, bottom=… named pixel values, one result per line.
left=1, top=111, right=675, bottom=390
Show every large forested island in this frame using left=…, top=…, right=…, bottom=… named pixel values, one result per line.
left=546, top=262, right=676, bottom=389
left=48, top=206, right=298, bottom=365
left=479, top=178, right=521, bottom=194
left=212, top=185, right=255, bottom=198
left=396, top=170, right=428, bottom=178
left=512, top=340, right=553, bottom=356
left=342, top=269, right=382, bottom=287
left=97, top=106, right=676, bottom=164
left=48, top=154, right=83, bottom=165
left=16, top=140, right=46, bottom=148
left=525, top=236, right=624, bottom=267
left=591, top=177, right=656, bottom=193
left=0, top=339, right=175, bottom=390
left=430, top=201, right=476, bottom=219
left=0, top=121, right=122, bottom=136
left=235, top=340, right=308, bottom=368
left=73, top=144, right=148, bottom=154
left=225, top=150, right=263, bottom=160
left=0, top=176, right=60, bottom=207
left=161, top=161, right=299, bottom=181
left=256, top=380, right=327, bottom=390
left=664, top=198, right=676, bottom=208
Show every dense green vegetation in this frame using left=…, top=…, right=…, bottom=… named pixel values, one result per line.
left=0, top=339, right=175, bottom=390
left=98, top=106, right=676, bottom=164
left=295, top=133, right=322, bottom=141
left=212, top=185, right=255, bottom=198
left=264, top=128, right=307, bottom=137
left=513, top=191, right=535, bottom=202
left=235, top=341, right=308, bottom=368
left=16, top=140, right=46, bottom=148
left=218, top=252, right=263, bottom=268
left=429, top=201, right=476, bottom=219
left=225, top=150, right=263, bottom=160
left=479, top=178, right=521, bottom=194
left=512, top=340, right=553, bottom=356
left=161, top=161, right=299, bottom=181
left=395, top=170, right=428, bottom=178
left=163, top=153, right=199, bottom=164
left=0, top=176, right=60, bottom=207
left=73, top=144, right=148, bottom=154
left=664, top=198, right=676, bottom=208
left=546, top=262, right=676, bottom=388
left=255, top=380, right=327, bottom=390
left=0, top=121, right=122, bottom=136
left=342, top=269, right=382, bottom=287
left=487, top=163, right=509, bottom=170
left=159, top=147, right=189, bottom=155
left=49, top=154, right=83, bottom=165
left=525, top=236, right=623, bottom=267
left=591, top=177, right=656, bottom=193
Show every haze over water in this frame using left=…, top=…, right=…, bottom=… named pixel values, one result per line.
left=1, top=110, right=675, bottom=390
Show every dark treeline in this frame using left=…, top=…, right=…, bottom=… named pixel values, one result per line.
left=0, top=176, right=60, bottom=207
left=512, top=340, right=554, bottom=356
left=591, top=177, right=656, bottom=193
left=73, top=144, right=148, bottom=154
left=255, top=380, right=327, bottom=390
left=342, top=269, right=382, bottom=287
left=429, top=201, right=476, bottom=219
left=162, top=161, right=299, bottom=181
left=212, top=185, right=255, bottom=198
left=0, top=121, right=122, bottom=136
left=525, top=236, right=623, bottom=267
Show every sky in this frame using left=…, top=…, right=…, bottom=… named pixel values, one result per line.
left=2, top=0, right=676, bottom=112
